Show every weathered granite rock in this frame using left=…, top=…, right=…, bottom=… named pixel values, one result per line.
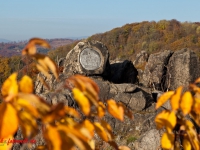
left=140, top=50, right=173, bottom=90
left=132, top=129, right=161, bottom=150
left=165, top=48, right=200, bottom=90
left=34, top=73, right=56, bottom=94
left=133, top=50, right=149, bottom=69
left=63, top=41, right=110, bottom=77
left=110, top=60, right=138, bottom=84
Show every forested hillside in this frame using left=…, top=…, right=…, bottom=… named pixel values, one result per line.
left=88, top=19, right=200, bottom=61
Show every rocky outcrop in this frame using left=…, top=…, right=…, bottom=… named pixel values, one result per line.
left=139, top=48, right=200, bottom=91
left=13, top=41, right=200, bottom=150
left=165, top=48, right=200, bottom=90
left=140, top=50, right=172, bottom=90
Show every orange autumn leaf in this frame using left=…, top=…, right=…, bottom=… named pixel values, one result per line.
left=72, top=88, right=91, bottom=116
left=190, top=84, right=200, bottom=93
left=161, top=132, right=174, bottom=149
left=97, top=101, right=106, bottom=118
left=72, top=75, right=99, bottom=94
left=0, top=103, right=19, bottom=138
left=1, top=73, right=18, bottom=101
left=194, top=77, right=200, bottom=84
left=100, top=120, right=114, bottom=140
left=107, top=99, right=124, bottom=121
left=65, top=106, right=80, bottom=119
left=19, top=75, right=33, bottom=93
left=45, top=125, right=61, bottom=150
left=156, top=91, right=174, bottom=109
left=94, top=122, right=109, bottom=142
left=118, top=146, right=131, bottom=150
left=170, top=86, right=183, bottom=111
left=22, top=38, right=50, bottom=56
left=66, top=75, right=99, bottom=106
left=58, top=125, right=92, bottom=150
left=119, top=102, right=134, bottom=119
left=82, top=120, right=95, bottom=138
left=180, top=91, right=193, bottom=115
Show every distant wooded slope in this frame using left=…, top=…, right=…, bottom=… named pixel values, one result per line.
left=87, top=19, right=200, bottom=61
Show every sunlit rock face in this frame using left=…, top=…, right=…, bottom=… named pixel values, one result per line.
left=63, top=41, right=110, bottom=77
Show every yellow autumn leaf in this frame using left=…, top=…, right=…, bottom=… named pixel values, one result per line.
left=94, top=122, right=109, bottom=142
left=97, top=101, right=106, bottom=118
left=180, top=91, right=193, bottom=115
left=185, top=120, right=200, bottom=150
left=36, top=64, right=51, bottom=78
left=107, top=99, right=124, bottom=121
left=22, top=38, right=50, bottom=56
left=16, top=98, right=39, bottom=117
left=193, top=98, right=200, bottom=114
left=35, top=54, right=59, bottom=79
left=155, top=110, right=176, bottom=132
left=43, top=103, right=67, bottom=124
left=0, top=103, right=19, bottom=138
left=156, top=91, right=174, bottom=109
left=72, top=88, right=91, bottom=116
left=18, top=110, right=38, bottom=138
left=18, top=93, right=51, bottom=115
left=19, top=75, right=33, bottom=93
left=161, top=132, right=174, bottom=149
left=0, top=135, right=13, bottom=150
left=1, top=73, right=18, bottom=101
left=170, top=86, right=183, bottom=111
left=183, top=138, right=192, bottom=150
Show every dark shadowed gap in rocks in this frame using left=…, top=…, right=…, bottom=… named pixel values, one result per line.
left=133, top=87, right=155, bottom=110
left=160, top=52, right=174, bottom=92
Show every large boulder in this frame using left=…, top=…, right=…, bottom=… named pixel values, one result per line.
left=63, top=41, right=110, bottom=77
left=165, top=48, right=200, bottom=90
left=140, top=50, right=172, bottom=90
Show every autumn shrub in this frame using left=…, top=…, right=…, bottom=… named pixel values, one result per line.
left=0, top=38, right=132, bottom=150
left=155, top=81, right=200, bottom=150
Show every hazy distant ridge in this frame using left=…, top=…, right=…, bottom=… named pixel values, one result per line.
left=0, top=38, right=12, bottom=43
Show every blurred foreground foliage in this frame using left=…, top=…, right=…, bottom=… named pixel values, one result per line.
left=0, top=38, right=132, bottom=150
left=155, top=79, right=200, bottom=150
